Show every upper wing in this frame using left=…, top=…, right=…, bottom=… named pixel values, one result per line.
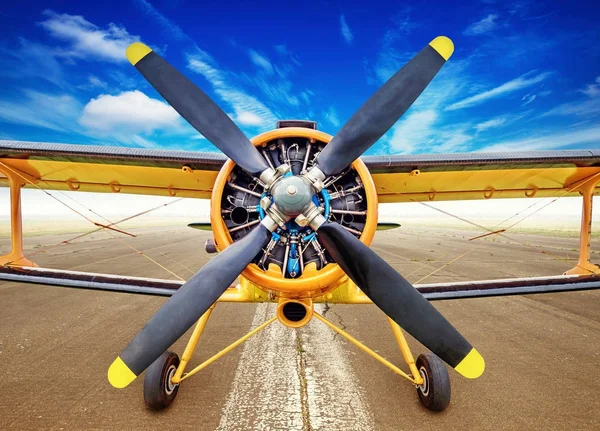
left=5, top=142, right=599, bottom=202
left=363, top=151, right=600, bottom=202
left=0, top=140, right=227, bottom=198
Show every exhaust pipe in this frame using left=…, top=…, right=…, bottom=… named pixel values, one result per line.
left=276, top=299, right=313, bottom=328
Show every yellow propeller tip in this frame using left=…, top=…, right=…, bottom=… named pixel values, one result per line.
left=108, top=356, right=137, bottom=388
left=454, top=348, right=485, bottom=379
left=429, top=36, right=454, bottom=61
left=126, top=42, right=152, bottom=66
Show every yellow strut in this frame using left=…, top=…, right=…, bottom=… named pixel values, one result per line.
left=172, top=315, right=278, bottom=384
left=0, top=163, right=36, bottom=267
left=313, top=312, right=418, bottom=384
left=387, top=318, right=424, bottom=385
left=172, top=305, right=215, bottom=382
left=566, top=175, right=600, bottom=275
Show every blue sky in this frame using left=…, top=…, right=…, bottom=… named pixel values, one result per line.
left=0, top=0, right=599, bottom=155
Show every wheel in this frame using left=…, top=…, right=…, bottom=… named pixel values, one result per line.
left=143, top=351, right=180, bottom=410
left=415, top=352, right=451, bottom=411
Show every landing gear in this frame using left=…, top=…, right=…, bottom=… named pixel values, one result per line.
left=415, top=352, right=451, bottom=411
left=144, top=351, right=180, bottom=410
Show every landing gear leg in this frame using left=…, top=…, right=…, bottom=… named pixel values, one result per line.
left=387, top=318, right=451, bottom=411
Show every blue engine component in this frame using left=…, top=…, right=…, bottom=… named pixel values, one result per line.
left=257, top=186, right=332, bottom=278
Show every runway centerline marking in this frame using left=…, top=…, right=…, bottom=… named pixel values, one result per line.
left=216, top=303, right=373, bottom=431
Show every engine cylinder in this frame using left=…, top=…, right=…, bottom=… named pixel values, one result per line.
left=210, top=127, right=378, bottom=297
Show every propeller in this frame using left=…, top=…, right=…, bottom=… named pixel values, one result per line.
left=316, top=222, right=484, bottom=378
left=108, top=223, right=272, bottom=388
left=314, top=36, right=454, bottom=177
left=125, top=43, right=270, bottom=177
left=110, top=36, right=484, bottom=389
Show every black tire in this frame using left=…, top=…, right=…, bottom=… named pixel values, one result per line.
left=143, top=351, right=180, bottom=410
left=415, top=352, right=451, bottom=411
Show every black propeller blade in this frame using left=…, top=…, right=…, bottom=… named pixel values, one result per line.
left=315, top=36, right=454, bottom=177
left=316, top=221, right=484, bottom=378
left=108, top=223, right=272, bottom=388
left=125, top=43, right=270, bottom=177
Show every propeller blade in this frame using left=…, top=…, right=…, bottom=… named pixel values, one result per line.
left=315, top=36, right=454, bottom=177
left=125, top=43, right=270, bottom=177
left=108, top=223, right=272, bottom=388
left=316, top=222, right=484, bottom=378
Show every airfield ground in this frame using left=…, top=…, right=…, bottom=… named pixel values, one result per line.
left=0, top=225, right=599, bottom=430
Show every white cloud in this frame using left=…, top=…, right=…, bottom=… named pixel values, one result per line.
left=579, top=76, right=600, bottom=98
left=235, top=111, right=263, bottom=126
left=480, top=125, right=600, bottom=152
left=79, top=90, right=180, bottom=133
left=324, top=107, right=340, bottom=127
left=248, top=49, right=273, bottom=74
left=340, top=15, right=354, bottom=45
left=464, top=14, right=498, bottom=36
left=388, top=110, right=438, bottom=153
left=39, top=10, right=139, bottom=62
left=475, top=117, right=506, bottom=132
left=445, top=71, right=550, bottom=111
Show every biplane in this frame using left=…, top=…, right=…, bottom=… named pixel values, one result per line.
left=1, top=36, right=600, bottom=413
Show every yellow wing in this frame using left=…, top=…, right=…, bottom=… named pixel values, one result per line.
left=0, top=140, right=226, bottom=199
left=363, top=152, right=600, bottom=202
left=3, top=141, right=600, bottom=202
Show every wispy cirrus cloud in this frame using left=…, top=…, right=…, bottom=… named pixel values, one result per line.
left=274, top=44, right=301, bottom=66
left=186, top=50, right=278, bottom=128
left=474, top=117, right=506, bottom=132
left=579, top=76, right=600, bottom=97
left=0, top=38, right=67, bottom=88
left=77, top=74, right=108, bottom=91
left=38, top=10, right=139, bottom=62
left=0, top=89, right=82, bottom=133
left=464, top=14, right=499, bottom=36
left=521, top=93, right=536, bottom=106
left=340, top=15, right=354, bottom=45
left=248, top=49, right=274, bottom=75
left=445, top=71, right=550, bottom=111
left=366, top=8, right=419, bottom=84
left=541, top=98, right=600, bottom=118
left=133, top=0, right=187, bottom=41
left=387, top=110, right=438, bottom=153
left=324, top=107, right=340, bottom=127
left=134, top=1, right=306, bottom=130
left=480, top=125, right=600, bottom=152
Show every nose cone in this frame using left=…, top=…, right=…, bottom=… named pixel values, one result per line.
left=272, top=176, right=313, bottom=216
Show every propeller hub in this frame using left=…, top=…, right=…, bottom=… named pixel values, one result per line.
left=271, top=176, right=313, bottom=216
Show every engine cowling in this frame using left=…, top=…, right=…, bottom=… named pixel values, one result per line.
left=210, top=126, right=378, bottom=297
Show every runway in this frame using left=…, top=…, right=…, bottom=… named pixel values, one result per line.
left=0, top=225, right=599, bottom=430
